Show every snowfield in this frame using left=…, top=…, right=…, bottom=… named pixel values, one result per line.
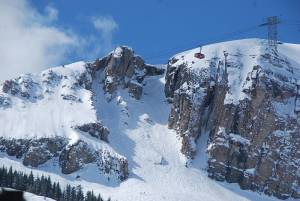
left=0, top=39, right=299, bottom=201
left=24, top=193, right=55, bottom=201
left=0, top=61, right=96, bottom=141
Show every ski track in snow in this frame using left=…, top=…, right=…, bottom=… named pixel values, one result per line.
left=1, top=39, right=300, bottom=201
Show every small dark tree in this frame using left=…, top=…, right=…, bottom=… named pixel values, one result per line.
left=76, top=185, right=84, bottom=201
left=7, top=166, right=13, bottom=187
left=63, top=184, right=72, bottom=201
left=71, top=186, right=77, bottom=201
left=97, top=194, right=103, bottom=201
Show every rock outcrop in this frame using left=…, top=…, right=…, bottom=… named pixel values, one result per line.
left=0, top=95, right=11, bottom=108
left=59, top=141, right=97, bottom=174
left=165, top=44, right=300, bottom=199
left=0, top=137, right=128, bottom=181
left=23, top=147, right=53, bottom=167
left=98, top=150, right=129, bottom=181
left=91, top=46, right=164, bottom=100
left=76, top=122, right=109, bottom=142
left=128, top=81, right=143, bottom=100
left=0, top=137, right=67, bottom=166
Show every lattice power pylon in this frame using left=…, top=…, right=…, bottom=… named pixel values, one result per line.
left=267, top=16, right=279, bottom=51
left=262, top=16, right=280, bottom=52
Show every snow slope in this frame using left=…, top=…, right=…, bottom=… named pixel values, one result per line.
left=0, top=39, right=299, bottom=201
left=24, top=192, right=55, bottom=201
left=0, top=62, right=119, bottom=157
left=0, top=62, right=96, bottom=141
left=172, top=38, right=300, bottom=105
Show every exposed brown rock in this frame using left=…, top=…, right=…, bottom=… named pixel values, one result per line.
left=94, top=46, right=164, bottom=100
left=59, top=141, right=97, bottom=174
left=76, top=122, right=109, bottom=142
left=23, top=147, right=52, bottom=167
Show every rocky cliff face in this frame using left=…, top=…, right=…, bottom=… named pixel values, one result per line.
left=165, top=39, right=300, bottom=199
left=92, top=46, right=164, bottom=100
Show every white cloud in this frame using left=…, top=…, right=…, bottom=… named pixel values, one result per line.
left=0, top=0, right=119, bottom=81
left=45, top=5, right=58, bottom=21
left=93, top=16, right=118, bottom=33
left=0, top=0, right=78, bottom=81
left=92, top=16, right=118, bottom=53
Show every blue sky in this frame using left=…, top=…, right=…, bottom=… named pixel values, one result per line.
left=31, top=0, right=300, bottom=63
left=0, top=0, right=299, bottom=80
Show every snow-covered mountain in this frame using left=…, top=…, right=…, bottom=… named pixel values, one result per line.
left=0, top=39, right=299, bottom=201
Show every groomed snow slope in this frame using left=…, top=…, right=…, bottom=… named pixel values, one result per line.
left=0, top=39, right=299, bottom=201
